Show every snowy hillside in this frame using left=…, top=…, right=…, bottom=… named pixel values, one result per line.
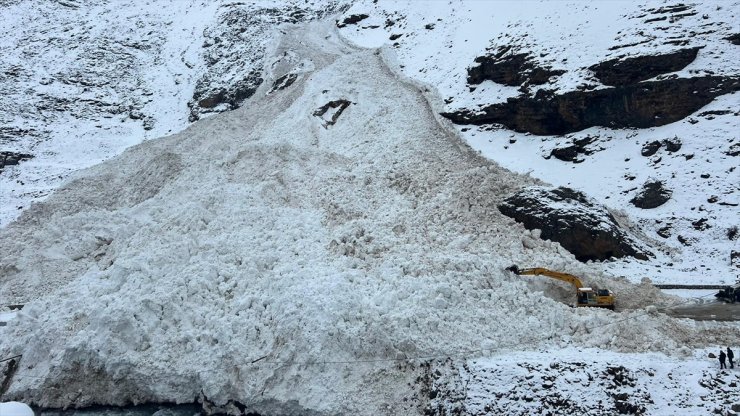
left=338, top=0, right=740, bottom=285
left=1, top=1, right=739, bottom=416
left=0, top=0, right=344, bottom=226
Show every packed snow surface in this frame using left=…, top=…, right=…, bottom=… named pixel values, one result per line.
left=1, top=16, right=739, bottom=415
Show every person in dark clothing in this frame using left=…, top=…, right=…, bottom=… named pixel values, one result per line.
left=719, top=350, right=727, bottom=369
left=728, top=347, right=735, bottom=369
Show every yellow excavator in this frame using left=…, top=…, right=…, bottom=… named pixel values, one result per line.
left=507, top=266, right=615, bottom=310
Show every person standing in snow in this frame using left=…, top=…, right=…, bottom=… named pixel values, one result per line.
left=719, top=349, right=727, bottom=369
left=728, top=347, right=735, bottom=369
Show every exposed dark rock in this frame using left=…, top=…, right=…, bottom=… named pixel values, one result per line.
left=647, top=4, right=693, bottom=14
left=725, top=143, right=740, bottom=157
left=0, top=151, right=34, bottom=173
left=550, top=145, right=581, bottom=162
left=657, top=225, right=671, bottom=238
left=467, top=46, right=564, bottom=87
left=663, top=136, right=682, bottom=152
left=442, top=76, right=739, bottom=135
left=270, top=73, right=297, bottom=92
left=313, top=99, right=352, bottom=127
left=0, top=127, right=44, bottom=143
left=389, top=33, right=402, bottom=40
left=589, top=47, right=701, bottom=86
left=630, top=180, right=672, bottom=209
left=641, top=140, right=662, bottom=157
left=692, top=218, right=710, bottom=231
left=725, top=33, right=740, bottom=45
left=425, top=23, right=435, bottom=30
left=641, top=137, right=681, bottom=157
left=549, top=136, right=597, bottom=162
left=498, top=186, right=650, bottom=262
left=336, top=14, right=369, bottom=28
left=189, top=71, right=263, bottom=122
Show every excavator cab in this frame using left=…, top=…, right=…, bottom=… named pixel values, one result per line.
left=577, top=288, right=614, bottom=309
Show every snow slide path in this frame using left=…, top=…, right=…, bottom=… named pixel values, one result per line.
left=0, top=19, right=738, bottom=415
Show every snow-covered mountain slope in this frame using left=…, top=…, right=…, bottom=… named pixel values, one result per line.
left=337, top=0, right=740, bottom=285
left=2, top=16, right=739, bottom=415
left=0, top=0, right=344, bottom=227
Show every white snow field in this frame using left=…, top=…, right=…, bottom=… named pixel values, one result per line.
left=1, top=16, right=739, bottom=415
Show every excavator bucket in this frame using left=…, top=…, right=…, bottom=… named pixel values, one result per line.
left=505, top=265, right=520, bottom=274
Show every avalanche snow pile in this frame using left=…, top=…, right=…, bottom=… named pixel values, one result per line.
left=1, top=18, right=739, bottom=415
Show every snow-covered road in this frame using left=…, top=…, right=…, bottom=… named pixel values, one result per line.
left=1, top=18, right=739, bottom=415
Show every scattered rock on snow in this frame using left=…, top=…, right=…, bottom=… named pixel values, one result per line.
left=549, top=136, right=597, bottom=163
left=630, top=180, right=672, bottom=209
left=498, top=186, right=650, bottom=261
left=641, top=140, right=662, bottom=157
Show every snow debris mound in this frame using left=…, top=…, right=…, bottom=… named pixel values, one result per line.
left=0, top=17, right=738, bottom=416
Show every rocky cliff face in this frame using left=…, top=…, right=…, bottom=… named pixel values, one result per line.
left=187, top=2, right=345, bottom=121
left=442, top=75, right=739, bottom=135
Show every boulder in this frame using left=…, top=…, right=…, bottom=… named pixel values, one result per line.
left=630, top=180, right=672, bottom=209
left=641, top=141, right=662, bottom=157
left=498, top=186, right=650, bottom=262
left=589, top=47, right=702, bottom=86
left=549, top=136, right=597, bottom=162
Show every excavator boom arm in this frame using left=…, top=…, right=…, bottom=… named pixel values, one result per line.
left=507, top=266, right=584, bottom=289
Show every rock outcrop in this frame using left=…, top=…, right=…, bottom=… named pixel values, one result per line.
left=589, top=47, right=701, bottom=86
left=549, top=136, right=598, bottom=163
left=498, top=187, right=650, bottom=261
left=630, top=180, right=672, bottom=209
left=188, top=3, right=342, bottom=121
left=0, top=152, right=34, bottom=174
left=467, top=46, right=564, bottom=87
left=442, top=76, right=739, bottom=135
left=336, top=14, right=369, bottom=28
